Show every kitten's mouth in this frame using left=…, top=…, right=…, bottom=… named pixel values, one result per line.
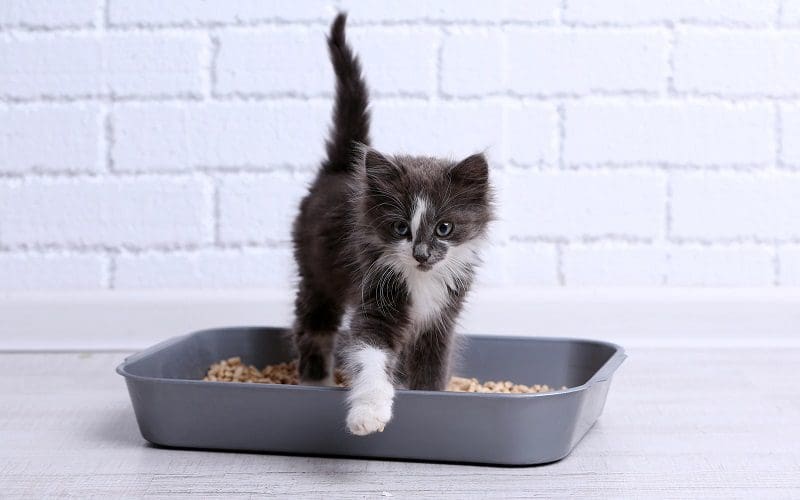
left=416, top=263, right=433, bottom=271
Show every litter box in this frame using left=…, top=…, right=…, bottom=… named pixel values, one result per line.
left=117, top=327, right=625, bottom=466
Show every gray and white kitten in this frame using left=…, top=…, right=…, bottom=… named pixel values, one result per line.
left=291, top=13, right=493, bottom=435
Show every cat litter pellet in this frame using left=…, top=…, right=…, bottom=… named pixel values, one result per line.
left=203, top=357, right=565, bottom=394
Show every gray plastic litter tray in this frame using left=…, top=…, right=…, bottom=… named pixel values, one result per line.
left=117, top=327, right=625, bottom=466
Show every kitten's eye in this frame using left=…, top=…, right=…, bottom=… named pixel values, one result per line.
left=436, top=222, right=454, bottom=237
left=392, top=221, right=410, bottom=237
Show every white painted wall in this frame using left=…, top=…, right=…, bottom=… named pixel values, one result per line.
left=1, top=0, right=800, bottom=290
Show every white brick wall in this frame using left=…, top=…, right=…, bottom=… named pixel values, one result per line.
left=673, top=29, right=800, bottom=97
left=505, top=28, right=670, bottom=96
left=113, top=102, right=329, bottom=170
left=215, top=29, right=332, bottom=97
left=371, top=101, right=503, bottom=157
left=0, top=105, right=102, bottom=173
left=502, top=170, right=666, bottom=239
left=778, top=246, right=800, bottom=284
left=666, top=245, right=775, bottom=286
left=0, top=33, right=207, bottom=99
left=784, top=0, right=800, bottom=26
left=0, top=0, right=96, bottom=29
left=0, top=176, right=213, bottom=247
left=563, top=0, right=779, bottom=26
left=217, top=172, right=310, bottom=245
left=782, top=104, right=800, bottom=166
left=564, top=101, right=774, bottom=166
left=670, top=172, right=800, bottom=240
left=563, top=245, right=665, bottom=286
left=0, top=253, right=106, bottom=289
left=114, top=248, right=295, bottom=289
left=1, top=0, right=799, bottom=290
left=107, top=1, right=334, bottom=27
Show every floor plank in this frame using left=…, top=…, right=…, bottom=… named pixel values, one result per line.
left=1, top=348, right=799, bottom=498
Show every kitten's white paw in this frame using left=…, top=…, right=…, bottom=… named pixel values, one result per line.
left=344, top=345, right=395, bottom=435
left=346, top=399, right=392, bottom=435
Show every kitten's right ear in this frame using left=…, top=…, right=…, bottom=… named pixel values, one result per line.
left=449, top=153, right=489, bottom=186
left=364, top=148, right=403, bottom=183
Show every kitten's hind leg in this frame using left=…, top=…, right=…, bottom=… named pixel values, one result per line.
left=295, top=332, right=336, bottom=386
left=293, top=284, right=343, bottom=387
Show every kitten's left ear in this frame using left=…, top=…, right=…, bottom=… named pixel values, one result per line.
left=364, top=148, right=404, bottom=183
left=449, top=153, right=489, bottom=186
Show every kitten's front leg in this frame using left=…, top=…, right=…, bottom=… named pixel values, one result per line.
left=405, top=321, right=455, bottom=391
left=343, top=258, right=410, bottom=435
left=344, top=340, right=397, bottom=435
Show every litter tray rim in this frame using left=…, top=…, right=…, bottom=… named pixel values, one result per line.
left=116, top=326, right=626, bottom=399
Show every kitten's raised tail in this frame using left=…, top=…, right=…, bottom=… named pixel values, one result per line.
left=323, top=13, right=371, bottom=174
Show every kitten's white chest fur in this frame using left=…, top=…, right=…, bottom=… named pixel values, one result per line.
left=405, top=269, right=450, bottom=328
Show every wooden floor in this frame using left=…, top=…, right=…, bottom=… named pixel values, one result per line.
left=1, top=348, right=799, bottom=499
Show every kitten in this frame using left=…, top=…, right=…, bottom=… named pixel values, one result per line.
left=291, top=13, right=494, bottom=436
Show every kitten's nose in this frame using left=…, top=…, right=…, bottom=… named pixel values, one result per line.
left=413, top=243, right=430, bottom=263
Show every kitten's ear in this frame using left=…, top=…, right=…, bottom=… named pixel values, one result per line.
left=364, top=148, right=403, bottom=183
left=450, top=153, right=489, bottom=186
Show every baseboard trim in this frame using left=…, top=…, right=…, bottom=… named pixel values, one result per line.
left=1, top=287, right=799, bottom=350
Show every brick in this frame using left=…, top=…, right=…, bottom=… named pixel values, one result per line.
left=562, top=244, right=665, bottom=285
left=778, top=246, right=800, bottom=285
left=339, top=0, right=560, bottom=22
left=505, top=28, right=669, bottom=95
left=113, top=102, right=329, bottom=171
left=109, top=0, right=333, bottom=26
left=0, top=105, right=101, bottom=173
left=502, top=243, right=560, bottom=286
left=0, top=0, right=96, bottom=28
left=784, top=0, right=800, bottom=26
left=114, top=248, right=295, bottom=288
left=564, top=0, right=777, bottom=26
left=503, top=103, right=559, bottom=166
left=0, top=253, right=105, bottom=290
left=0, top=34, right=205, bottom=99
left=671, top=172, right=800, bottom=240
left=503, top=170, right=666, bottom=239
left=564, top=101, right=773, bottom=166
left=674, top=29, right=800, bottom=97
left=441, top=27, right=666, bottom=97
left=218, top=173, right=309, bottom=244
left=440, top=29, right=504, bottom=96
left=0, top=177, right=213, bottom=246
left=371, top=102, right=503, bottom=158
left=667, top=245, right=774, bottom=286
left=781, top=104, right=800, bottom=166
left=348, top=27, right=439, bottom=96
left=216, top=29, right=331, bottom=96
